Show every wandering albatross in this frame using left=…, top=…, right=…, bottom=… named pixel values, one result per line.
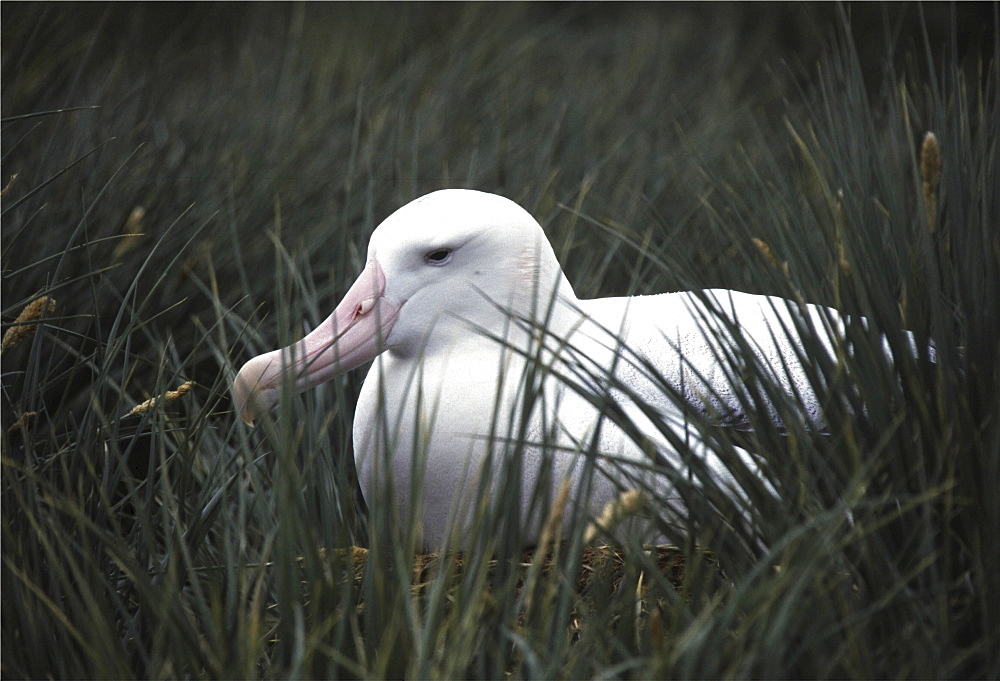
left=233, top=189, right=922, bottom=549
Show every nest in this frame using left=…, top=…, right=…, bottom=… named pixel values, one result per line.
left=313, top=544, right=722, bottom=597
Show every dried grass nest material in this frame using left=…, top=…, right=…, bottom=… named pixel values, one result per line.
left=310, top=545, right=721, bottom=595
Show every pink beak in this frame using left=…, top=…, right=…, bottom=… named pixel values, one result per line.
left=232, top=258, right=401, bottom=425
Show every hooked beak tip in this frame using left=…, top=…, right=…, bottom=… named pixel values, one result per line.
left=229, top=257, right=396, bottom=426
left=233, top=358, right=270, bottom=427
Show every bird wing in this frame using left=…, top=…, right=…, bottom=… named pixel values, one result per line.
left=574, top=289, right=852, bottom=430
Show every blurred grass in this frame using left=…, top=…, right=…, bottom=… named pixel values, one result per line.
left=3, top=2, right=998, bottom=678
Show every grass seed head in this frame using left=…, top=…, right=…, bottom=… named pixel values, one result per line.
left=584, top=489, right=643, bottom=545
left=835, top=189, right=851, bottom=274
left=752, top=238, right=792, bottom=279
left=537, top=477, right=572, bottom=555
left=921, top=131, right=941, bottom=230
left=126, top=380, right=194, bottom=417
left=8, top=411, right=38, bottom=435
left=1, top=173, right=17, bottom=198
left=752, top=237, right=779, bottom=267
left=112, top=206, right=147, bottom=259
left=1, top=296, right=56, bottom=353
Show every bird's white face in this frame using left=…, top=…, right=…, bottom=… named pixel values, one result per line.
left=233, top=189, right=572, bottom=424
left=368, top=189, right=566, bottom=356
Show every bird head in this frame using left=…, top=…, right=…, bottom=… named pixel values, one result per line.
left=232, top=189, right=575, bottom=424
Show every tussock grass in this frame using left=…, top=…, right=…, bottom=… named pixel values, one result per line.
left=3, top=3, right=998, bottom=678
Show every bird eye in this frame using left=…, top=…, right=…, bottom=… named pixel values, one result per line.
left=424, top=248, right=453, bottom=266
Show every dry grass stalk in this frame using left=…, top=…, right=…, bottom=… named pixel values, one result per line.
left=583, top=489, right=643, bottom=545
left=921, top=131, right=941, bottom=231
left=112, top=206, right=147, bottom=259
left=126, top=380, right=194, bottom=417
left=1, top=296, right=56, bottom=353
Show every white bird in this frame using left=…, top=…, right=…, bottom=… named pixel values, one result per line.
left=233, top=189, right=914, bottom=550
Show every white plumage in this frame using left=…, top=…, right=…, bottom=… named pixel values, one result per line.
left=233, top=189, right=913, bottom=549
